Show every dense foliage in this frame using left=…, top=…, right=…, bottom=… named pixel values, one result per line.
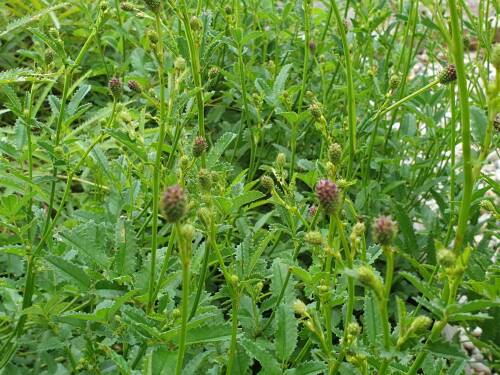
left=0, top=0, right=499, bottom=374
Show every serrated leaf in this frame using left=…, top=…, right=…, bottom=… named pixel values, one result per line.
left=392, top=201, right=417, bottom=255
left=275, top=304, right=297, bottom=361
left=425, top=340, right=468, bottom=360
left=241, top=337, right=280, bottom=375
left=363, top=294, right=382, bottom=346
left=114, top=218, right=137, bottom=276
left=59, top=220, right=111, bottom=268
left=284, top=361, right=327, bottom=375
left=271, top=259, right=295, bottom=304
left=45, top=255, right=92, bottom=290
left=207, top=132, right=236, bottom=167
left=0, top=3, right=68, bottom=38
left=273, top=64, right=293, bottom=95
left=67, top=84, right=91, bottom=117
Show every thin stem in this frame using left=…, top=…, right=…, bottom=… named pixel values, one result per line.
left=297, top=0, right=311, bottom=111
left=449, top=0, right=473, bottom=255
left=330, top=0, right=356, bottom=176
left=147, top=12, right=167, bottom=314
left=175, top=224, right=190, bottom=375
left=226, top=292, right=240, bottom=375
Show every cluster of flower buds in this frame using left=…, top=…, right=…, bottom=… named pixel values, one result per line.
left=198, top=168, right=212, bottom=190
left=328, top=143, right=342, bottom=165
left=389, top=74, right=401, bottom=91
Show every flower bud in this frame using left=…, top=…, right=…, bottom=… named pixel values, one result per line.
left=161, top=185, right=187, bottom=222
left=328, top=143, right=342, bottom=165
left=45, top=48, right=54, bottom=64
left=308, top=205, right=317, bottom=217
left=190, top=16, right=203, bottom=31
left=309, top=102, right=322, bottom=120
left=109, top=77, right=122, bottom=98
left=389, top=74, right=401, bottom=90
left=192, top=136, right=208, bottom=157
left=437, top=64, right=457, bottom=85
left=174, top=56, right=186, bottom=71
left=293, top=299, right=307, bottom=316
left=492, top=44, right=500, bottom=70
left=120, top=2, right=134, bottom=11
left=352, top=222, right=366, bottom=238
left=230, top=274, right=239, bottom=285
left=276, top=153, right=286, bottom=168
left=357, top=265, right=383, bottom=300
left=180, top=223, right=195, bottom=243
left=198, top=168, right=212, bottom=190
left=305, top=231, right=323, bottom=246
left=308, top=39, right=316, bottom=52
left=224, top=5, right=233, bottom=15
left=127, top=80, right=141, bottom=93
left=143, top=0, right=160, bottom=12
left=146, top=29, right=158, bottom=44
left=260, top=175, right=274, bottom=192
left=206, top=67, right=219, bottom=79
left=408, top=315, right=432, bottom=335
left=347, top=321, right=362, bottom=336
left=315, top=179, right=341, bottom=215
left=197, top=207, right=211, bottom=227
left=172, top=308, right=181, bottom=318
left=479, top=199, right=496, bottom=214
left=372, top=215, right=397, bottom=246
left=437, top=248, right=456, bottom=268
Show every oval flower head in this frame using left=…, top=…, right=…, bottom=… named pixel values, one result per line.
left=315, top=179, right=341, bottom=215
left=161, top=185, right=187, bottom=223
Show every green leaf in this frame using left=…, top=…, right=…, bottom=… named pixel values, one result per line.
left=241, top=337, right=281, bottom=375
left=59, top=220, right=111, bottom=268
left=426, top=340, right=468, bottom=360
left=114, top=218, right=137, bottom=276
left=232, top=190, right=265, bottom=211
left=273, top=64, right=293, bottom=95
left=45, top=255, right=92, bottom=290
left=107, top=129, right=148, bottom=162
left=363, top=294, right=382, bottom=345
left=470, top=106, right=487, bottom=144
left=207, top=132, right=236, bottom=167
left=392, top=201, right=417, bottom=255
left=275, top=304, right=297, bottom=361
left=271, top=259, right=295, bottom=304
left=284, top=361, right=327, bottom=375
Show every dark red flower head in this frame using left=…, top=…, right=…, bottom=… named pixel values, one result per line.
left=372, top=215, right=397, bottom=245
left=161, top=185, right=187, bottom=222
left=315, top=179, right=341, bottom=215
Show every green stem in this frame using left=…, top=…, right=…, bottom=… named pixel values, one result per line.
left=297, top=0, right=311, bottom=112
left=226, top=292, right=240, bottom=375
left=189, top=238, right=210, bottom=320
left=378, top=246, right=394, bottom=375
left=445, top=83, right=457, bottom=244
left=147, top=13, right=167, bottom=314
left=374, top=79, right=439, bottom=120
left=176, top=225, right=190, bottom=375
left=179, top=0, right=206, bottom=167
left=330, top=0, right=356, bottom=176
left=449, top=0, right=473, bottom=255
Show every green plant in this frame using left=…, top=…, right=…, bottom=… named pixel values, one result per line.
left=0, top=0, right=498, bottom=373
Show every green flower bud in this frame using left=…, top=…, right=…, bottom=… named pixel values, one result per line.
left=389, top=74, right=401, bottom=90
left=309, top=102, right=322, bottom=120
left=127, top=80, right=141, bottom=93
left=408, top=315, right=432, bottom=335
left=357, top=265, right=383, bottom=300
left=293, top=299, right=307, bottom=316
left=143, top=0, right=160, bottom=12
left=276, top=153, right=286, bottom=168
left=230, top=274, right=239, bottom=285
left=437, top=64, right=457, bottom=85
left=198, top=168, right=212, bottom=190
left=328, top=143, right=342, bottom=165
left=180, top=223, right=195, bottom=243
left=492, top=44, right=500, bottom=70
left=305, top=231, right=323, bottom=246
left=197, top=207, right=211, bottom=227
left=260, top=175, right=274, bottom=192
left=437, top=248, right=456, bottom=268
left=208, top=66, right=220, bottom=79
left=224, top=5, right=233, bottom=15
left=190, top=16, right=203, bottom=31
left=347, top=321, right=362, bottom=336
left=120, top=2, right=135, bottom=11
left=174, top=56, right=186, bottom=71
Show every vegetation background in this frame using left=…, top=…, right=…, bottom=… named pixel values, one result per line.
left=0, top=0, right=498, bottom=374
